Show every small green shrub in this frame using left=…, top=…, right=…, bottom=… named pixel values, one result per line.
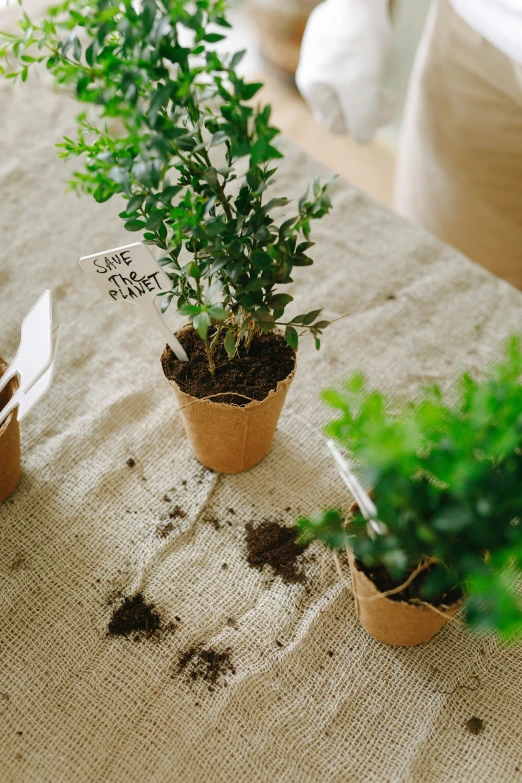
left=0, top=0, right=334, bottom=373
left=298, top=336, right=522, bottom=640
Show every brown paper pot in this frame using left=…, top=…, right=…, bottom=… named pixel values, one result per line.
left=0, top=357, right=21, bottom=503
left=348, top=552, right=460, bottom=647
left=166, top=356, right=295, bottom=474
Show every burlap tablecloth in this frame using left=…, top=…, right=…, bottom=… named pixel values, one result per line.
left=1, top=5, right=522, bottom=780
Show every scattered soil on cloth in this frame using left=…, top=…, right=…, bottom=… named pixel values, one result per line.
left=176, top=645, right=236, bottom=691
left=357, top=560, right=462, bottom=607
left=108, top=593, right=175, bottom=641
left=161, top=327, right=295, bottom=406
left=465, top=717, right=485, bottom=736
left=169, top=505, right=186, bottom=519
left=245, top=520, right=309, bottom=585
left=156, top=522, right=174, bottom=539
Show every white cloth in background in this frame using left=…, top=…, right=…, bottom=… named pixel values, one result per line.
left=451, top=0, right=522, bottom=65
left=295, top=0, right=392, bottom=143
left=296, top=0, right=522, bottom=142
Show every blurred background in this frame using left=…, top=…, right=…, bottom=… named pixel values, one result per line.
left=227, top=0, right=431, bottom=208
left=0, top=0, right=430, bottom=207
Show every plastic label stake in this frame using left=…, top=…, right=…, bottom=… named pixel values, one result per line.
left=0, top=327, right=61, bottom=426
left=327, top=440, right=388, bottom=539
left=79, top=242, right=188, bottom=362
left=0, top=290, right=53, bottom=395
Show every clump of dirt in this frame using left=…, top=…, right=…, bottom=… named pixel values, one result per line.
left=108, top=593, right=173, bottom=641
left=204, top=514, right=221, bottom=531
left=156, top=522, right=174, bottom=539
left=465, top=717, right=485, bottom=736
left=177, top=645, right=236, bottom=691
left=169, top=505, right=186, bottom=520
left=161, top=327, right=295, bottom=406
left=245, top=520, right=309, bottom=585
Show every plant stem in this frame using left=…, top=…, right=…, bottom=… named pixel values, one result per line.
left=204, top=337, right=216, bottom=376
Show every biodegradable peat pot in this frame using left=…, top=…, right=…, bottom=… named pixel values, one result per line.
left=348, top=551, right=461, bottom=647
left=161, top=329, right=296, bottom=474
left=0, top=357, right=21, bottom=503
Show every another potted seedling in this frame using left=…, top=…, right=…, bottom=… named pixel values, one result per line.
left=298, top=337, right=522, bottom=646
left=1, top=0, right=334, bottom=473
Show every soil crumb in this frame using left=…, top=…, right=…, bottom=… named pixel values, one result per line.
left=161, top=327, right=295, bottom=406
left=108, top=593, right=164, bottom=640
left=204, top=515, right=221, bottom=531
left=169, top=505, right=186, bottom=520
left=177, top=645, right=235, bottom=691
left=156, top=522, right=174, bottom=539
left=465, top=717, right=485, bottom=736
left=245, top=520, right=309, bottom=584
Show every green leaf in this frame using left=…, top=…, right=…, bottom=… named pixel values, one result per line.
left=186, top=262, right=201, bottom=279
left=285, top=325, right=298, bottom=351
left=302, top=309, right=322, bottom=325
left=179, top=303, right=202, bottom=317
left=270, top=293, right=293, bottom=308
left=224, top=329, right=236, bottom=358
left=210, top=130, right=228, bottom=147
left=251, top=251, right=273, bottom=271
left=193, top=310, right=211, bottom=340
left=240, top=82, right=263, bottom=100
left=124, top=220, right=146, bottom=232
left=207, top=305, right=228, bottom=321
left=126, top=194, right=144, bottom=213
left=230, top=50, right=246, bottom=68
left=203, top=33, right=226, bottom=43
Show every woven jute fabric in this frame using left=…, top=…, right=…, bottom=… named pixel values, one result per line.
left=1, top=4, right=522, bottom=781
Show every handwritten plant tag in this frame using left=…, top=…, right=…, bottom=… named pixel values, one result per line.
left=79, top=242, right=188, bottom=362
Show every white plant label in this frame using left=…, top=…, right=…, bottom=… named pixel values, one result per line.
left=79, top=242, right=188, bottom=362
left=0, top=289, right=53, bottom=396
left=0, top=326, right=61, bottom=427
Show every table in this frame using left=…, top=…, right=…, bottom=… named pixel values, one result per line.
left=1, top=5, right=521, bottom=781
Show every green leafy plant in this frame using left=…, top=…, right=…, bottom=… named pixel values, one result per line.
left=0, top=0, right=334, bottom=374
left=298, top=336, right=522, bottom=640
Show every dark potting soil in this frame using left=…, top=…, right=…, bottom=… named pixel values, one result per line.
left=161, top=327, right=295, bottom=406
left=177, top=645, right=235, bottom=691
left=245, top=520, right=309, bottom=585
left=358, top=560, right=462, bottom=607
left=108, top=593, right=165, bottom=640
left=465, top=716, right=485, bottom=736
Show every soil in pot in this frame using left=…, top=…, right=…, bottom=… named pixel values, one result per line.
left=161, top=326, right=295, bottom=406
left=358, top=560, right=462, bottom=607
left=161, top=327, right=296, bottom=474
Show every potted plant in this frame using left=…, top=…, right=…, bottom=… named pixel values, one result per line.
left=0, top=0, right=334, bottom=473
left=297, top=336, right=522, bottom=646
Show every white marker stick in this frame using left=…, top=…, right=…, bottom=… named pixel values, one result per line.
left=79, top=242, right=188, bottom=362
left=0, top=290, right=53, bottom=395
left=0, top=327, right=61, bottom=426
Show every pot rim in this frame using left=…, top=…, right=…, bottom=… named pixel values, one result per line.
left=348, top=551, right=463, bottom=615
left=162, top=325, right=296, bottom=411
